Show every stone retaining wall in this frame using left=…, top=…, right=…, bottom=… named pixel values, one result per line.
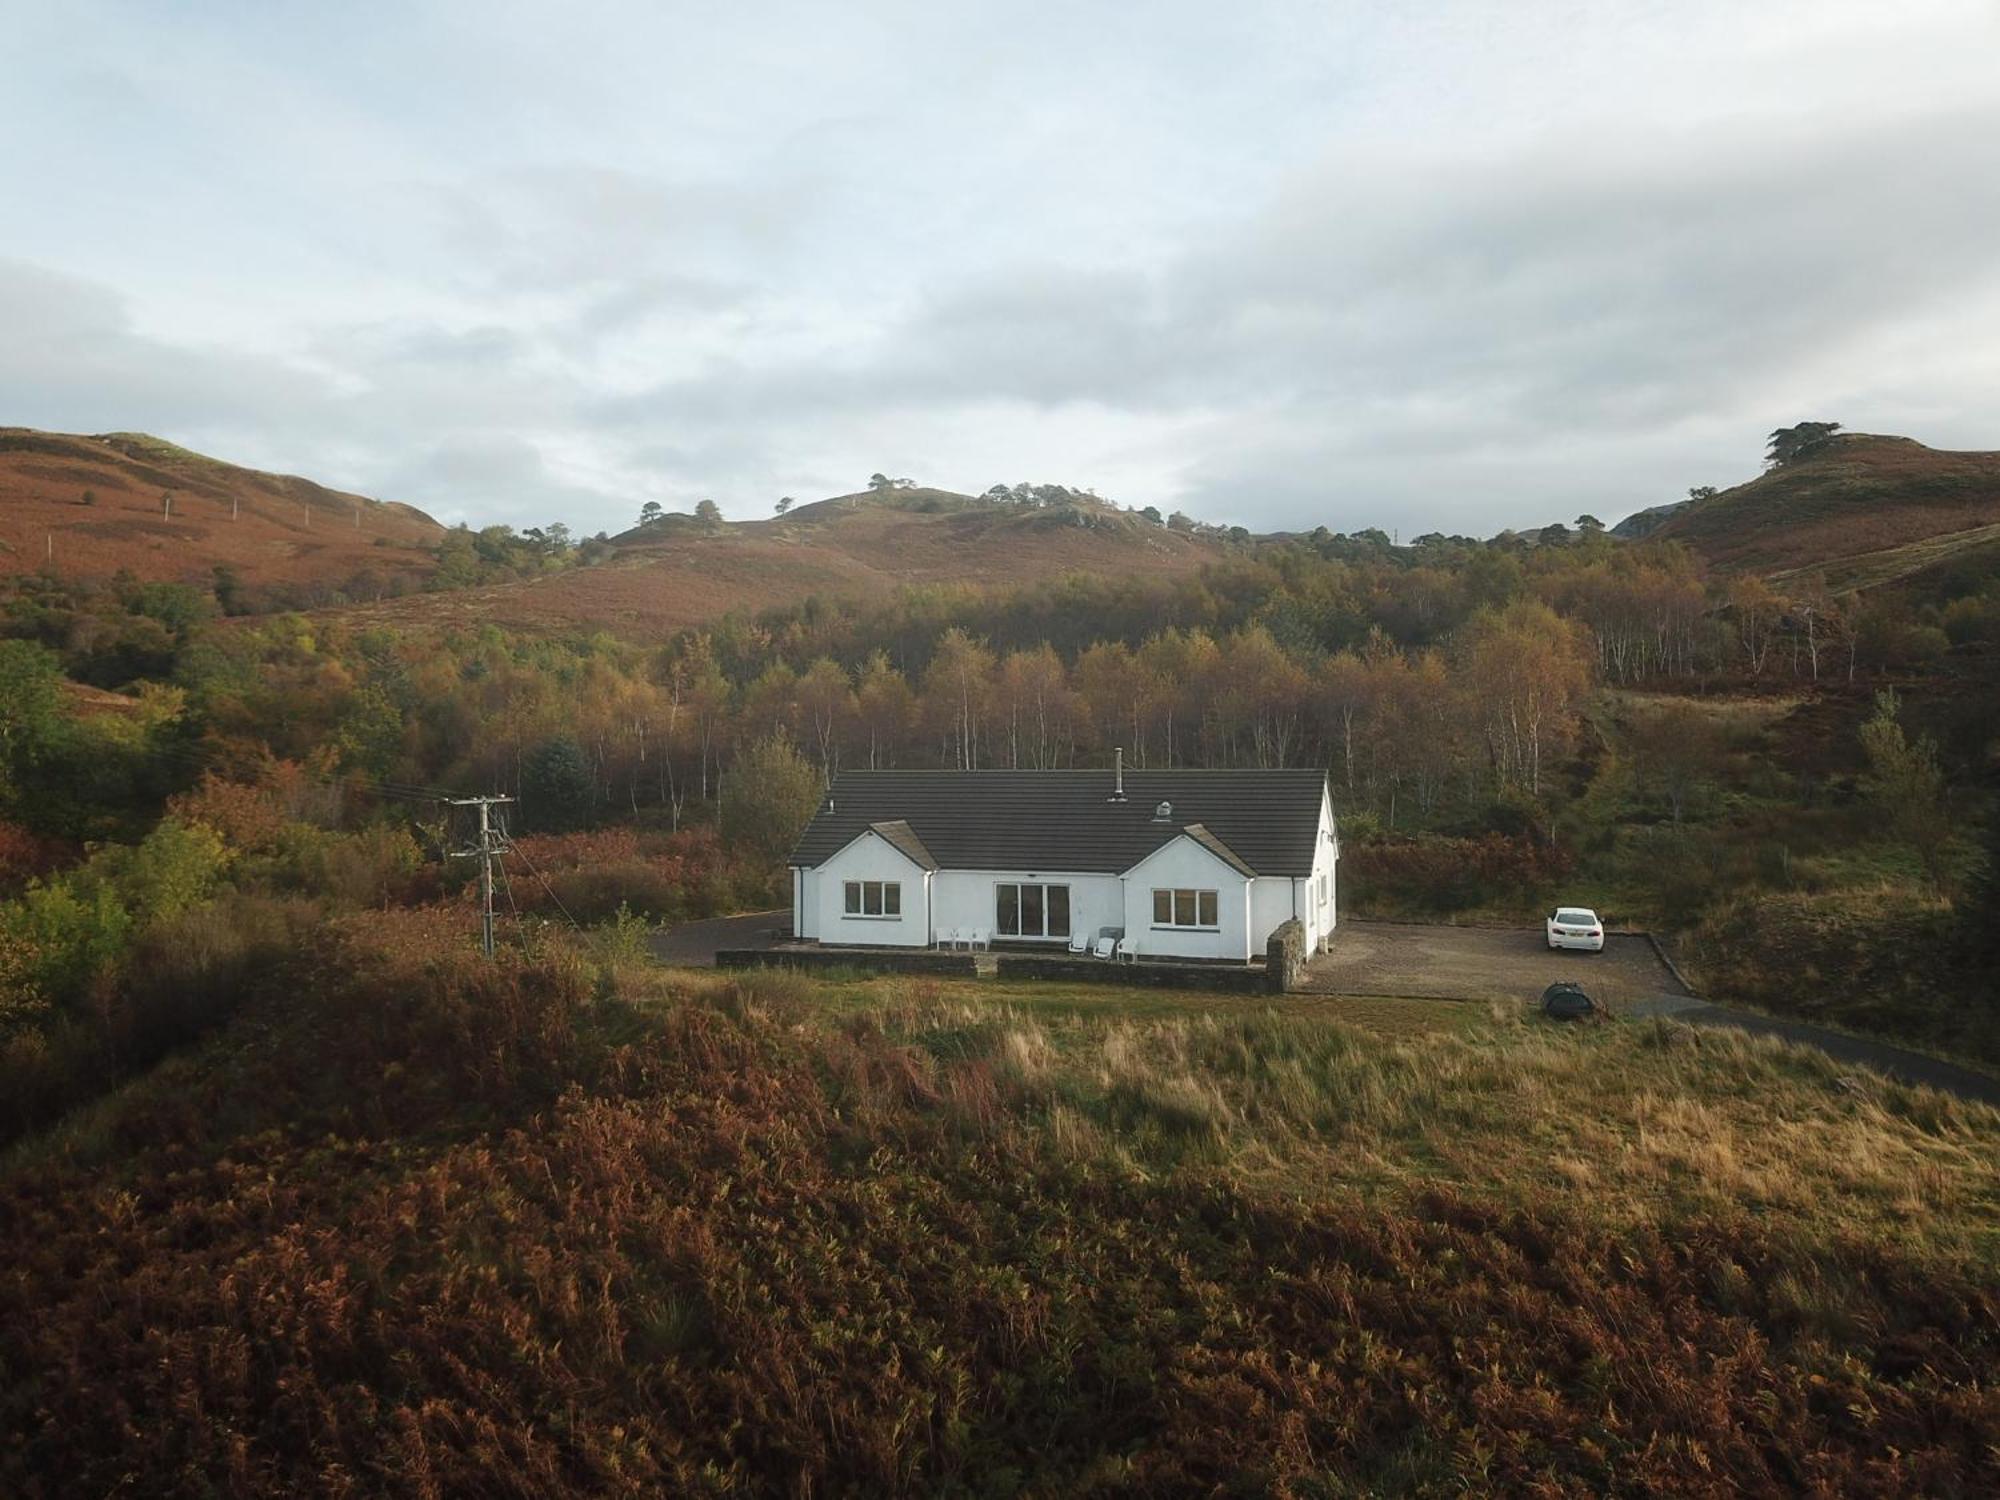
left=994, top=955, right=1274, bottom=995
left=714, top=948, right=978, bottom=978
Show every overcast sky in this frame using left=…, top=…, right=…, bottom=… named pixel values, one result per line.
left=4, top=1, right=1998, bottom=537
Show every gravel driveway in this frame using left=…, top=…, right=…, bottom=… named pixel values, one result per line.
left=1302, top=919, right=1687, bottom=1012
left=1307, top=919, right=2000, bottom=1105
left=649, top=910, right=790, bottom=966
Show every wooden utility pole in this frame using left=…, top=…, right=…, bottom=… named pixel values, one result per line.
left=448, top=795, right=514, bottom=956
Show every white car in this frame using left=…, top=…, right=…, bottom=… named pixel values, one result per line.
left=1546, top=906, right=1605, bottom=953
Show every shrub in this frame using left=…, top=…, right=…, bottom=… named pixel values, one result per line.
left=1343, top=833, right=1575, bottom=917
left=0, top=878, right=131, bottom=1009
left=0, top=893, right=313, bottom=1143
left=0, top=820, right=67, bottom=894
left=508, top=826, right=767, bottom=923
left=259, top=821, right=423, bottom=907
left=166, top=772, right=289, bottom=854
left=113, top=816, right=231, bottom=921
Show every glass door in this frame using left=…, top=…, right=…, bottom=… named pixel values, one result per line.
left=994, top=882, right=1071, bottom=940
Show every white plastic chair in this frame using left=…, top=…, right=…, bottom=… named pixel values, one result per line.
left=1116, top=936, right=1139, bottom=964
left=1092, top=935, right=1117, bottom=960
left=939, top=927, right=962, bottom=950
left=970, top=928, right=990, bottom=951
left=1066, top=930, right=1089, bottom=955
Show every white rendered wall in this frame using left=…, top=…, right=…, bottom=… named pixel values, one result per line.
left=931, top=871, right=1123, bottom=946
left=1120, top=837, right=1253, bottom=961
left=810, top=834, right=931, bottom=947
left=1312, top=787, right=1339, bottom=952
left=1250, top=877, right=1298, bottom=954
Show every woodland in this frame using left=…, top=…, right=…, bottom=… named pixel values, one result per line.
left=3, top=455, right=1998, bottom=1495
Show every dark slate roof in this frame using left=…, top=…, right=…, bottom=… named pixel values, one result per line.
left=1178, top=822, right=1255, bottom=878
left=790, top=770, right=1329, bottom=877
left=866, top=819, right=938, bottom=870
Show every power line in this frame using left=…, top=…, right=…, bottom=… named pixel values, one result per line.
left=508, top=837, right=581, bottom=933
left=127, top=739, right=461, bottom=805
left=447, top=795, right=513, bottom=957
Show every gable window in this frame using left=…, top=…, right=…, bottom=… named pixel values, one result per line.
left=843, top=880, right=901, bottom=918
left=1152, top=888, right=1219, bottom=929
left=995, top=882, right=1070, bottom=939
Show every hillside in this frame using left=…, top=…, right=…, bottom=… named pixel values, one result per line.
left=5, top=917, right=1997, bottom=1495
left=1651, top=433, right=2000, bottom=573
left=1609, top=497, right=1688, bottom=540
left=339, top=486, right=1223, bottom=637
left=0, top=429, right=444, bottom=594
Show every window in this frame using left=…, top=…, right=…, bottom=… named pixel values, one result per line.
left=995, top=882, right=1071, bottom=939
left=843, top=880, right=901, bottom=918
left=1152, top=888, right=1219, bottom=929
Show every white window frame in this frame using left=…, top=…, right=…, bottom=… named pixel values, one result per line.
left=843, top=879, right=901, bottom=919
left=1151, top=887, right=1219, bottom=930
left=994, top=881, right=1071, bottom=940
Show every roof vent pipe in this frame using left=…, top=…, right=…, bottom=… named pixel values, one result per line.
left=1109, top=747, right=1127, bottom=802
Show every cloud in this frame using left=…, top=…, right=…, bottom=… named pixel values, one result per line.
left=588, top=103, right=2000, bottom=529
left=0, top=260, right=332, bottom=433
left=5, top=1, right=1999, bottom=538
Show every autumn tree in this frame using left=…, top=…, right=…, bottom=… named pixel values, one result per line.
left=0, top=641, right=64, bottom=815
left=1636, top=700, right=1728, bottom=825
left=855, top=652, right=916, bottom=768
left=794, top=658, right=854, bottom=781
left=924, top=629, right=995, bottom=769
left=1859, top=688, right=1951, bottom=890
left=1727, top=576, right=1782, bottom=676
left=741, top=663, right=800, bottom=741
left=994, top=645, right=1074, bottom=769
left=1074, top=642, right=1160, bottom=766
left=1460, top=601, right=1593, bottom=798
left=1791, top=574, right=1834, bottom=681
left=720, top=733, right=821, bottom=864
left=1319, top=648, right=1373, bottom=796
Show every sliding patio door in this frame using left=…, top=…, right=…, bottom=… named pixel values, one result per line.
left=994, top=882, right=1071, bottom=940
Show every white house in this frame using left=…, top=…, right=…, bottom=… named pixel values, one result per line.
left=788, top=764, right=1338, bottom=963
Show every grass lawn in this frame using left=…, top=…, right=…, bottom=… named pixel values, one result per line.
left=625, top=961, right=2000, bottom=1257
left=758, top=970, right=1486, bottom=1038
